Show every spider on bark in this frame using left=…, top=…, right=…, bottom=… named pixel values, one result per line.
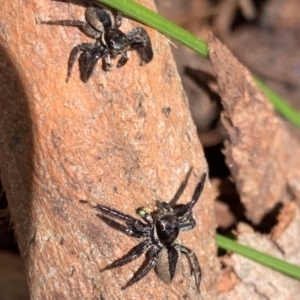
left=41, top=5, right=153, bottom=82
left=80, top=173, right=206, bottom=292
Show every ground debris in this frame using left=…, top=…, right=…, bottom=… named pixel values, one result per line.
left=218, top=221, right=300, bottom=300
left=208, top=34, right=300, bottom=224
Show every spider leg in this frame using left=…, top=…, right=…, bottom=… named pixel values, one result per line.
left=97, top=214, right=151, bottom=238
left=103, top=54, right=113, bottom=70
left=178, top=217, right=196, bottom=232
left=188, top=173, right=206, bottom=211
left=40, top=20, right=101, bottom=39
left=155, top=247, right=179, bottom=283
left=79, top=45, right=108, bottom=82
left=133, top=219, right=153, bottom=234
left=80, top=200, right=152, bottom=235
left=116, top=52, right=129, bottom=68
left=176, top=208, right=196, bottom=232
left=126, top=27, right=153, bottom=65
left=101, top=238, right=152, bottom=271
left=174, top=204, right=193, bottom=225
left=121, top=245, right=159, bottom=290
left=86, top=201, right=141, bottom=223
left=174, top=173, right=207, bottom=220
left=174, top=244, right=201, bottom=293
left=66, top=43, right=95, bottom=82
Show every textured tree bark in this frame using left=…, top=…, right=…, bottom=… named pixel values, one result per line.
left=0, top=0, right=218, bottom=299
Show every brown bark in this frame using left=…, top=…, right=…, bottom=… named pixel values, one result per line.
left=208, top=34, right=300, bottom=224
left=205, top=35, right=300, bottom=299
left=0, top=0, right=218, bottom=299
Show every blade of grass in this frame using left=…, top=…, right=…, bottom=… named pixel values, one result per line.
left=217, top=234, right=300, bottom=280
left=97, top=0, right=300, bottom=128
left=254, top=77, right=300, bottom=128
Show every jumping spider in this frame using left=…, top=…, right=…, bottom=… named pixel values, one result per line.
left=80, top=173, right=206, bottom=292
left=41, top=5, right=153, bottom=82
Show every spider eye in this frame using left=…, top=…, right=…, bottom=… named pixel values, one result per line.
left=156, top=215, right=179, bottom=244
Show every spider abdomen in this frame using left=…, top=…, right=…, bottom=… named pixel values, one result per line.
left=156, top=214, right=179, bottom=245
left=86, top=6, right=112, bottom=32
left=155, top=247, right=179, bottom=284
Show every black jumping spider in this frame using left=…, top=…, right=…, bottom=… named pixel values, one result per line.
left=41, top=5, right=153, bottom=82
left=80, top=173, right=206, bottom=292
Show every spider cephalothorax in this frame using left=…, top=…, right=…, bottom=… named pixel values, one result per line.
left=41, top=5, right=153, bottom=82
left=80, top=173, right=206, bottom=292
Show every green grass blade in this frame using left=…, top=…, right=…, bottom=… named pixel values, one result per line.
left=216, top=234, right=300, bottom=280
left=254, top=77, right=300, bottom=127
left=97, top=0, right=300, bottom=128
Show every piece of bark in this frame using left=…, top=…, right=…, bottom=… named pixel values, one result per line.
left=271, top=202, right=300, bottom=265
left=217, top=265, right=240, bottom=293
left=218, top=203, right=300, bottom=299
left=218, top=223, right=300, bottom=300
left=208, top=34, right=300, bottom=224
left=0, top=0, right=219, bottom=299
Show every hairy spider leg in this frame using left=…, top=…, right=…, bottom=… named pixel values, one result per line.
left=167, top=247, right=179, bottom=280
left=174, top=206, right=196, bottom=232
left=174, top=244, right=201, bottom=293
left=169, top=173, right=206, bottom=233
left=79, top=44, right=108, bottom=82
left=96, top=214, right=152, bottom=238
left=126, top=27, right=153, bottom=64
left=121, top=246, right=159, bottom=290
left=188, top=173, right=206, bottom=210
left=41, top=20, right=101, bottom=39
left=156, top=201, right=173, bottom=212
left=178, top=217, right=196, bottom=232
left=174, top=173, right=207, bottom=221
left=92, top=202, right=142, bottom=223
left=67, top=43, right=97, bottom=82
left=103, top=54, right=113, bottom=70
left=101, top=238, right=152, bottom=272
left=90, top=201, right=152, bottom=233
left=116, top=52, right=129, bottom=68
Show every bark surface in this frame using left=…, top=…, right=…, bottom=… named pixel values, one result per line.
left=0, top=1, right=218, bottom=299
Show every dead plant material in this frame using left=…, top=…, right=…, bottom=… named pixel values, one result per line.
left=217, top=265, right=240, bottom=293
left=208, top=34, right=300, bottom=224
left=271, top=202, right=300, bottom=265
left=218, top=223, right=300, bottom=300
